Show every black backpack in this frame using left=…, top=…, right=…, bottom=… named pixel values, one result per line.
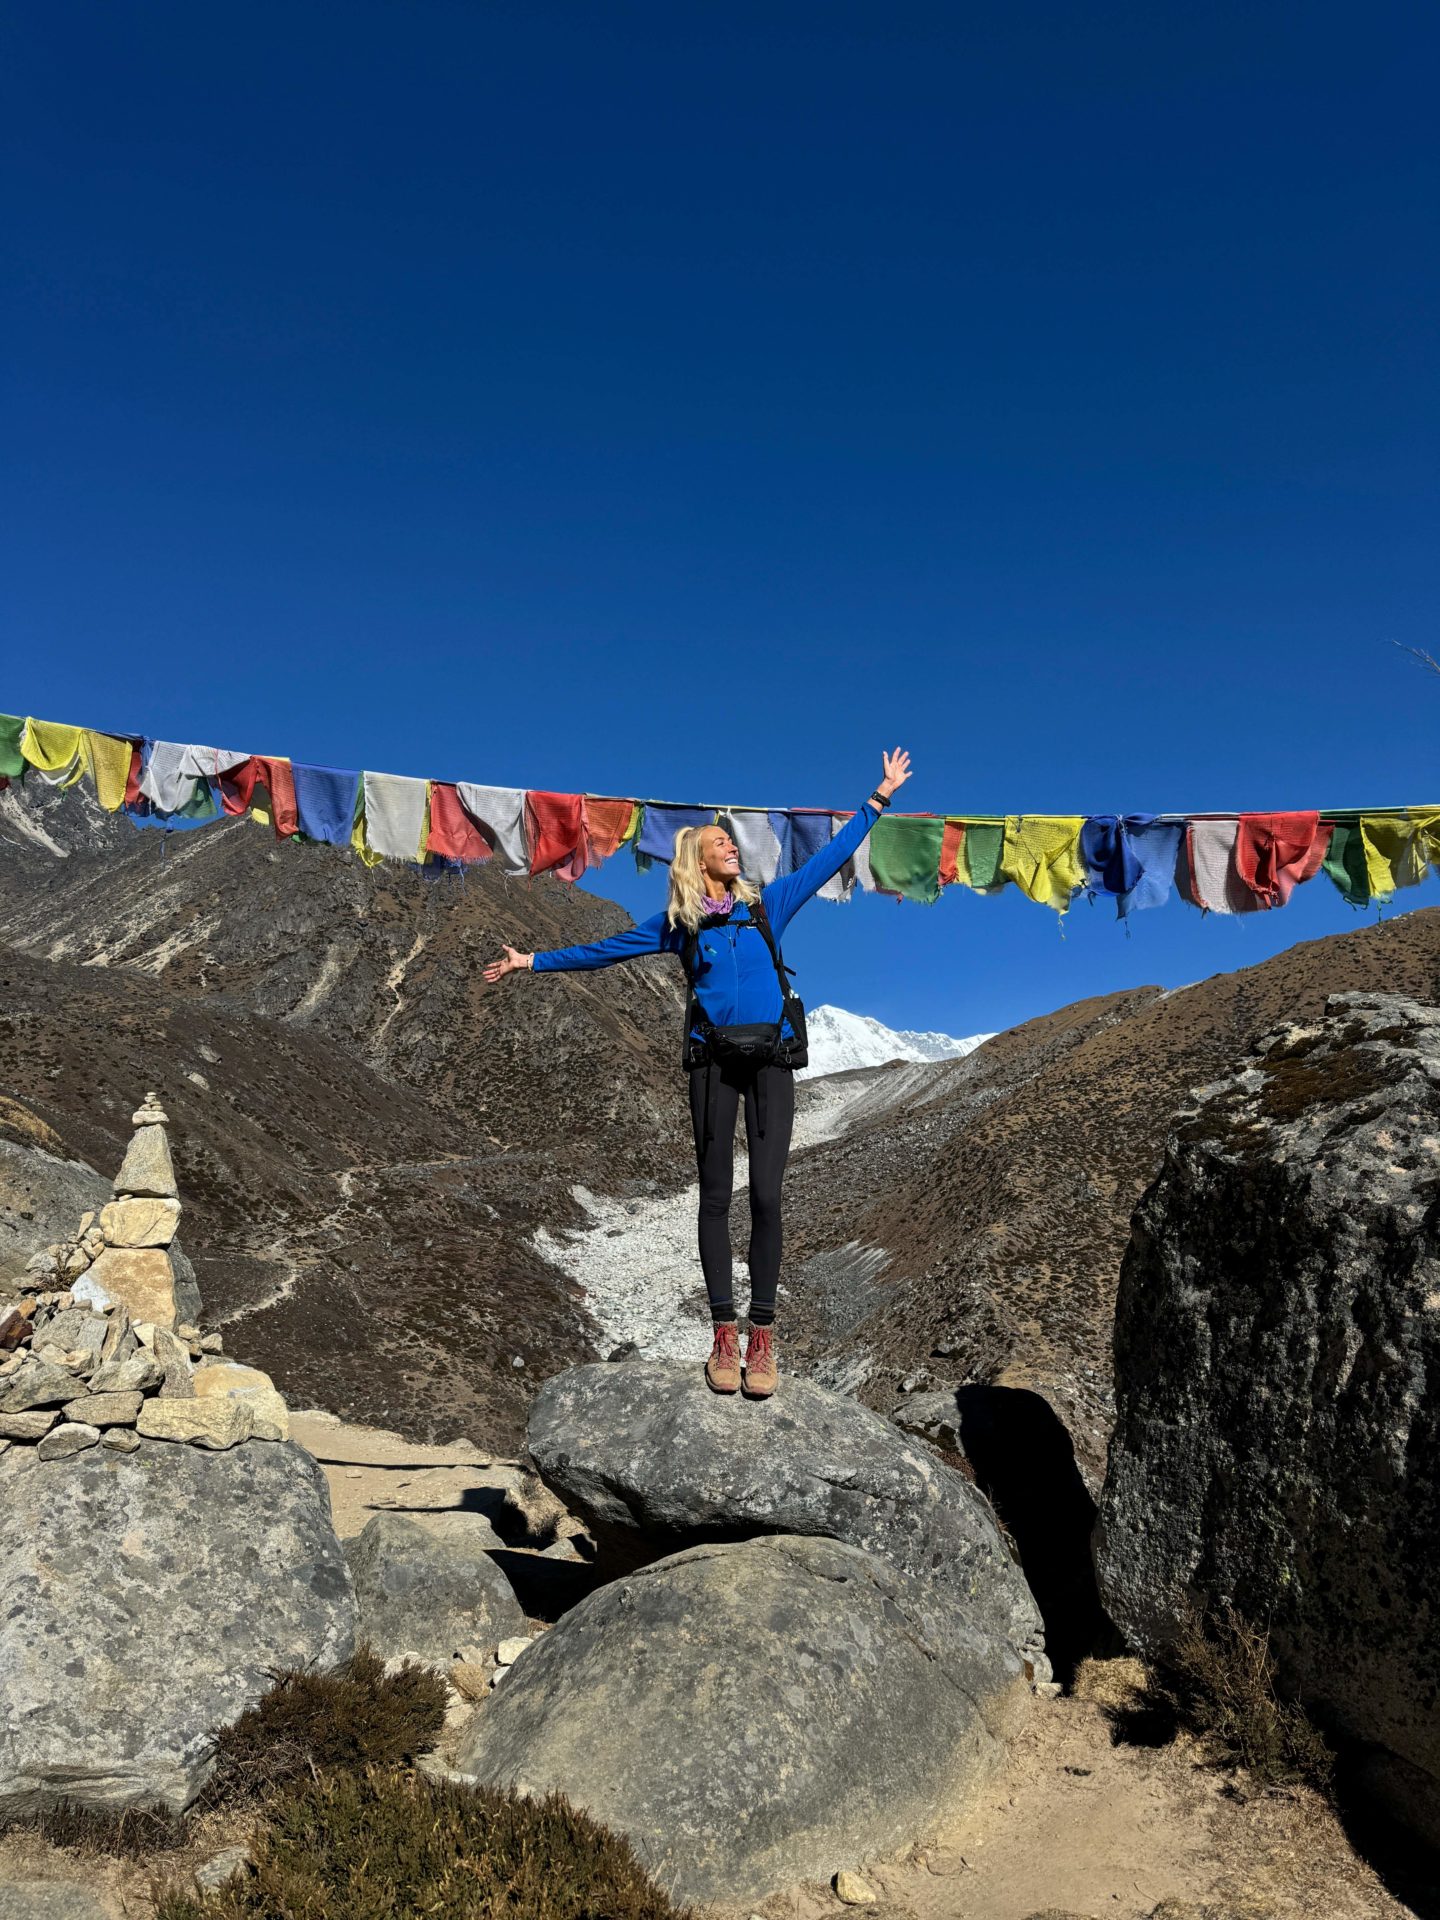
left=679, top=896, right=809, bottom=1072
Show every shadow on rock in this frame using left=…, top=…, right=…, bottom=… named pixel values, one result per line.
left=485, top=1547, right=615, bottom=1625
left=1331, top=1753, right=1440, bottom=1919
left=954, top=1382, right=1115, bottom=1686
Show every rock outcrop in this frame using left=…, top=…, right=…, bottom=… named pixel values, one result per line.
left=0, top=1439, right=354, bottom=1815
left=456, top=1532, right=1030, bottom=1906
left=1093, top=993, right=1440, bottom=1843
left=344, top=1512, right=524, bottom=1666
left=527, top=1360, right=1046, bottom=1674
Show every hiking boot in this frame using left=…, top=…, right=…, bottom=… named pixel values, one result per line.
left=704, top=1321, right=741, bottom=1394
left=742, top=1324, right=778, bottom=1398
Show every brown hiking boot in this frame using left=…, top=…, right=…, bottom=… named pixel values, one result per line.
left=704, top=1320, right=741, bottom=1394
left=742, top=1324, right=778, bottom=1398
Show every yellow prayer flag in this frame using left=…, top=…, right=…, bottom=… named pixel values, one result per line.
left=1358, top=812, right=1440, bottom=897
left=1001, top=815, right=1087, bottom=911
left=351, top=810, right=384, bottom=868
left=84, top=731, right=133, bottom=812
left=20, top=717, right=86, bottom=787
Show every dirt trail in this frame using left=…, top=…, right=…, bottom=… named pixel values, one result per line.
left=287, top=1408, right=523, bottom=1539
left=754, top=1672, right=1414, bottom=1920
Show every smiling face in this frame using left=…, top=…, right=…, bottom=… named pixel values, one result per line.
left=697, top=824, right=741, bottom=892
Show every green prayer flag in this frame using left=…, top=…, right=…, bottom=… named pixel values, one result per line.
left=867, top=815, right=945, bottom=904
left=0, top=713, right=24, bottom=780
left=1321, top=815, right=1369, bottom=906
left=177, top=779, right=220, bottom=821
left=960, top=821, right=1006, bottom=890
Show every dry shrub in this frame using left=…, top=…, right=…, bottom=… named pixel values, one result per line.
left=0, top=1643, right=448, bottom=1858
left=1098, top=1603, right=1335, bottom=1793
left=197, top=1642, right=447, bottom=1811
left=1163, top=1603, right=1335, bottom=1794
left=154, top=1767, right=693, bottom=1920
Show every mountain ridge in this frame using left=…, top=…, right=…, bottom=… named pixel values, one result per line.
left=798, top=1002, right=993, bottom=1079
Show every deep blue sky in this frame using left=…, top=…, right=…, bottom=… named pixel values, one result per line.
left=4, top=3, right=1437, bottom=1037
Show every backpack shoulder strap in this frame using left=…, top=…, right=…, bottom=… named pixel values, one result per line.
left=680, top=923, right=699, bottom=984
left=744, top=897, right=796, bottom=995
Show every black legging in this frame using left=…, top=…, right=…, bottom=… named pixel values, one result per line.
left=688, top=1059, right=795, bottom=1327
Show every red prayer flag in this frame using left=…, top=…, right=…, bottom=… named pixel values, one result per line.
left=426, top=784, right=494, bottom=862
left=124, top=745, right=145, bottom=810
left=217, top=756, right=299, bottom=837
left=582, top=796, right=637, bottom=865
left=527, top=791, right=587, bottom=881
left=939, top=820, right=966, bottom=887
left=1235, top=812, right=1331, bottom=907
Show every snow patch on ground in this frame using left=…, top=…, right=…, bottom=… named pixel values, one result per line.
left=528, top=1069, right=877, bottom=1359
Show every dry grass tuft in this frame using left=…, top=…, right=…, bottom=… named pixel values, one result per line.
left=0, top=1092, right=67, bottom=1155
left=1164, top=1605, right=1335, bottom=1794
left=0, top=1799, right=189, bottom=1860
left=1070, top=1654, right=1149, bottom=1714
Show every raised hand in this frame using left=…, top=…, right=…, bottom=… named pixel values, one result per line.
left=879, top=747, right=912, bottom=797
left=483, top=944, right=533, bottom=983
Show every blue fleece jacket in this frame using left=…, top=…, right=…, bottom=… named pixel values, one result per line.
left=532, top=797, right=881, bottom=1039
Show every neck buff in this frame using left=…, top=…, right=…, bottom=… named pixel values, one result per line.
left=700, top=890, right=735, bottom=916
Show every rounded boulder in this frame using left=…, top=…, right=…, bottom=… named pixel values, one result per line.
left=0, top=1439, right=354, bottom=1817
left=456, top=1531, right=1030, bottom=1907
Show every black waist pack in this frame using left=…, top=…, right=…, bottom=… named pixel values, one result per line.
left=680, top=896, right=809, bottom=1072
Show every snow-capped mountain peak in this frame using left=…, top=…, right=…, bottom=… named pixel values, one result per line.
left=796, top=1004, right=993, bottom=1079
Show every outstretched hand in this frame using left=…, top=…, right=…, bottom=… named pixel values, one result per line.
left=879, top=747, right=912, bottom=797
left=484, top=944, right=533, bottom=983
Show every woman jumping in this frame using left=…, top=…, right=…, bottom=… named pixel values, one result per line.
left=484, top=748, right=912, bottom=1399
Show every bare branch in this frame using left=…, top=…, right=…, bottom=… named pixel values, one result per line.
left=1392, top=640, right=1440, bottom=678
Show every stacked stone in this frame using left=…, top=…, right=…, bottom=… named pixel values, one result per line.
left=25, top=1091, right=184, bottom=1324
left=1, top=1092, right=290, bottom=1462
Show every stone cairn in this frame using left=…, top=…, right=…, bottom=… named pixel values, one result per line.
left=0, top=1093, right=289, bottom=1462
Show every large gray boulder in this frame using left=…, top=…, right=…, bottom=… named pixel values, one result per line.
left=527, top=1360, right=1046, bottom=1673
left=1094, top=993, right=1440, bottom=1843
left=0, top=1439, right=354, bottom=1816
left=344, top=1511, right=524, bottom=1666
left=456, top=1532, right=1030, bottom=1906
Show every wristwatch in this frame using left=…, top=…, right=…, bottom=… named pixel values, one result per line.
left=869, top=789, right=892, bottom=810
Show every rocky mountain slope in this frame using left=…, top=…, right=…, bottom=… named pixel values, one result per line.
left=780, top=905, right=1440, bottom=1488
left=0, top=782, right=693, bottom=1445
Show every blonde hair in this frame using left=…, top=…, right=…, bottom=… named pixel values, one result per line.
left=666, top=818, right=761, bottom=934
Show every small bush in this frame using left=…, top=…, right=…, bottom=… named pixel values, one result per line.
left=155, top=1767, right=694, bottom=1920
left=197, top=1642, right=448, bottom=1810
left=1162, top=1602, right=1335, bottom=1793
